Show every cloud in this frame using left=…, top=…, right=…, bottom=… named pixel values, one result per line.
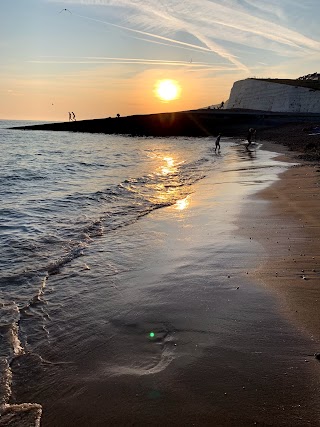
left=48, top=0, right=320, bottom=72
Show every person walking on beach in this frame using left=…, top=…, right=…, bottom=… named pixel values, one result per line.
left=246, top=128, right=255, bottom=148
left=215, top=133, right=221, bottom=152
left=72, top=112, right=76, bottom=121
left=68, top=112, right=72, bottom=122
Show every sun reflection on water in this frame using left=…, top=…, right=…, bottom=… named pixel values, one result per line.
left=161, top=156, right=176, bottom=175
left=174, top=195, right=190, bottom=210
left=145, top=154, right=191, bottom=211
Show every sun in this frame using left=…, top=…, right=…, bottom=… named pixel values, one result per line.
left=155, top=79, right=181, bottom=102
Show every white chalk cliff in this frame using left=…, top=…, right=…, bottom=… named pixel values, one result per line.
left=226, top=78, right=320, bottom=113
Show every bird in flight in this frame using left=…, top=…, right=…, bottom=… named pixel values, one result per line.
left=59, top=8, right=72, bottom=14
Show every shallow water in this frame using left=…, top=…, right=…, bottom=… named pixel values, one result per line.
left=1, top=121, right=319, bottom=426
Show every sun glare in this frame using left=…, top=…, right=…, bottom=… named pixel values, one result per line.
left=155, top=79, right=181, bottom=102
left=175, top=195, right=190, bottom=211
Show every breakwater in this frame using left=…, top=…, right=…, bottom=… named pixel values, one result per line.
left=10, top=110, right=320, bottom=137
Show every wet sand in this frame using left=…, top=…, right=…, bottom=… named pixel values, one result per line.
left=240, top=141, right=320, bottom=341
left=6, top=135, right=320, bottom=426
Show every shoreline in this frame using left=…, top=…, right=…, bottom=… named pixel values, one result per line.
left=2, top=131, right=320, bottom=426
left=239, top=136, right=320, bottom=343
left=37, top=141, right=320, bottom=426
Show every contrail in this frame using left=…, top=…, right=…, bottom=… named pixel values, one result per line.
left=54, top=0, right=320, bottom=72
left=119, top=35, right=222, bottom=56
left=75, top=13, right=214, bottom=53
left=29, top=57, right=235, bottom=70
left=68, top=12, right=246, bottom=69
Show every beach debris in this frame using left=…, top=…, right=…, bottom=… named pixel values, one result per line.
left=82, top=264, right=90, bottom=271
left=301, top=275, right=307, bottom=280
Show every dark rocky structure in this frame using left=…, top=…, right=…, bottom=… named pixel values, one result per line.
left=10, top=109, right=320, bottom=138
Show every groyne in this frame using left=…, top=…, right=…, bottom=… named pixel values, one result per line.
left=10, top=110, right=320, bottom=137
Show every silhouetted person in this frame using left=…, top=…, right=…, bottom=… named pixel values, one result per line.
left=252, top=128, right=257, bottom=141
left=117, top=113, right=120, bottom=118
left=246, top=128, right=256, bottom=148
left=215, top=134, right=221, bottom=152
left=72, top=112, right=76, bottom=121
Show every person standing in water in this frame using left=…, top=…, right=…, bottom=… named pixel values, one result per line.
left=247, top=128, right=256, bottom=147
left=215, top=133, right=221, bottom=152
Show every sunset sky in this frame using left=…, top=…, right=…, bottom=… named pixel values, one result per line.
left=1, top=0, right=320, bottom=121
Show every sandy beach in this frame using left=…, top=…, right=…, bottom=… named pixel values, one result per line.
left=248, top=129, right=320, bottom=341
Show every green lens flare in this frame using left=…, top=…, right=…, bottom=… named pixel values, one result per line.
left=149, top=332, right=155, bottom=338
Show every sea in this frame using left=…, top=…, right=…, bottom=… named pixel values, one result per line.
left=1, top=120, right=319, bottom=426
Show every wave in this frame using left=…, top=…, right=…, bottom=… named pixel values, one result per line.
left=0, top=138, right=213, bottom=423
left=0, top=303, right=42, bottom=427
left=2, top=153, right=210, bottom=288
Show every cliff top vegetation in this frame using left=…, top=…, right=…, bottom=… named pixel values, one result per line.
left=252, top=77, right=320, bottom=91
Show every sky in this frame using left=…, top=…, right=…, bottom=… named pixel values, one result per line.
left=1, top=0, right=320, bottom=121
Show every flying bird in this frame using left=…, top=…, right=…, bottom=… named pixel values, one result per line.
left=59, top=8, right=72, bottom=14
